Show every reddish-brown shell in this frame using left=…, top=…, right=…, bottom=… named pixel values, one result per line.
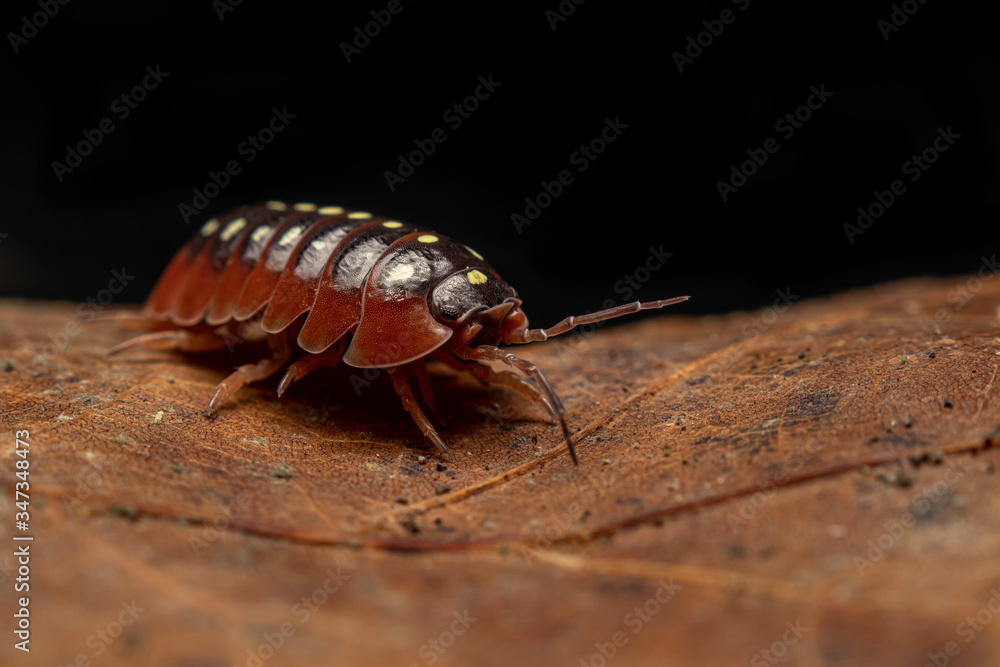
left=144, top=201, right=510, bottom=368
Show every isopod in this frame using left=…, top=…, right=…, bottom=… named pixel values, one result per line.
left=110, top=201, right=688, bottom=464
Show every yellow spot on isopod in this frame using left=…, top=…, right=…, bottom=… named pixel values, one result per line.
left=418, top=234, right=438, bottom=244
left=347, top=211, right=372, bottom=220
left=200, top=219, right=220, bottom=236
left=467, top=269, right=488, bottom=285
left=318, top=206, right=344, bottom=215
left=279, top=226, right=303, bottom=247
left=265, top=201, right=287, bottom=210
left=383, top=221, right=403, bottom=229
left=251, top=225, right=272, bottom=243
left=293, top=202, right=317, bottom=212
left=465, top=245, right=484, bottom=260
left=220, top=217, right=246, bottom=242
left=310, top=240, right=327, bottom=251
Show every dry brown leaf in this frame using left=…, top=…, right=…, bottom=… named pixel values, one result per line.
left=2, top=275, right=1000, bottom=666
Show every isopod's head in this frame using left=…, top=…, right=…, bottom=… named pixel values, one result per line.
left=429, top=269, right=526, bottom=350
left=345, top=233, right=531, bottom=368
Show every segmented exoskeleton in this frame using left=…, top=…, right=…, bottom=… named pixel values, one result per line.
left=111, top=201, right=688, bottom=464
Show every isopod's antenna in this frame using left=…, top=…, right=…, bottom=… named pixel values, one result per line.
left=507, top=296, right=690, bottom=344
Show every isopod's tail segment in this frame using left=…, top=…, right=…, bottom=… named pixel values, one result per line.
left=460, top=345, right=578, bottom=465
left=507, top=296, right=690, bottom=344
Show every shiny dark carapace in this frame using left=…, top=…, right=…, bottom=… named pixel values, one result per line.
left=110, top=201, right=689, bottom=464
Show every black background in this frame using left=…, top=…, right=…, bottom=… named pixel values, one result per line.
left=1, top=0, right=997, bottom=326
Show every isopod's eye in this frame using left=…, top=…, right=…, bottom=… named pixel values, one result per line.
left=430, top=269, right=513, bottom=326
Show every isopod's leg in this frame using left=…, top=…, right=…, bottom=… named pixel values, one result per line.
left=387, top=365, right=451, bottom=460
left=206, top=332, right=291, bottom=415
left=461, top=345, right=578, bottom=465
left=408, top=360, right=444, bottom=425
left=434, top=354, right=555, bottom=419
left=276, top=338, right=347, bottom=398
left=107, top=329, right=231, bottom=356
